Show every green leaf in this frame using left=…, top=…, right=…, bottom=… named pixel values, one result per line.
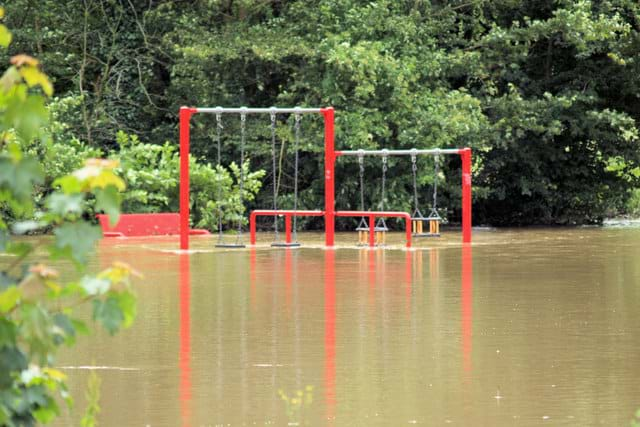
left=51, top=222, right=102, bottom=266
left=53, top=175, right=82, bottom=194
left=19, top=65, right=53, bottom=96
left=92, top=297, right=124, bottom=335
left=94, top=185, right=121, bottom=226
left=2, top=92, right=48, bottom=142
left=0, top=24, right=11, bottom=48
left=33, top=400, right=59, bottom=423
left=0, top=286, right=21, bottom=313
left=71, top=318, right=90, bottom=336
left=53, top=313, right=76, bottom=346
left=0, top=317, right=17, bottom=347
left=0, top=155, right=44, bottom=201
left=114, top=291, right=136, bottom=328
left=46, top=192, right=84, bottom=216
left=0, top=347, right=27, bottom=388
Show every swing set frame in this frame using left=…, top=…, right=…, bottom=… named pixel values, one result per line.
left=178, top=106, right=472, bottom=250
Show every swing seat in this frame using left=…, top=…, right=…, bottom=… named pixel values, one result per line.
left=271, top=242, right=301, bottom=248
left=215, top=243, right=246, bottom=248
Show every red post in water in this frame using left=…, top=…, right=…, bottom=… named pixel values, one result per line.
left=405, top=216, right=412, bottom=248
left=322, top=108, right=336, bottom=247
left=179, top=107, right=194, bottom=250
left=369, top=215, right=375, bottom=248
left=249, top=211, right=257, bottom=245
left=285, top=215, right=292, bottom=244
left=460, top=148, right=472, bottom=244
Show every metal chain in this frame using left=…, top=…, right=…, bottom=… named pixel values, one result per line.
left=270, top=110, right=279, bottom=241
left=358, top=152, right=365, bottom=211
left=236, top=112, right=246, bottom=244
left=432, top=155, right=439, bottom=211
left=376, top=152, right=388, bottom=231
left=292, top=113, right=301, bottom=242
left=380, top=153, right=388, bottom=212
left=411, top=154, right=420, bottom=215
left=216, top=113, right=224, bottom=243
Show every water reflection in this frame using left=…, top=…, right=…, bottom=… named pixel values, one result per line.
left=461, top=245, right=473, bottom=375
left=51, top=229, right=640, bottom=425
left=324, top=250, right=336, bottom=423
left=179, top=253, right=191, bottom=427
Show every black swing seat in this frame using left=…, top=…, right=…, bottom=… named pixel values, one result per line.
left=215, top=243, right=246, bottom=248
left=270, top=242, right=301, bottom=248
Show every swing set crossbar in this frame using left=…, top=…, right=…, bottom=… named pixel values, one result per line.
left=335, top=148, right=463, bottom=157
left=195, top=107, right=323, bottom=114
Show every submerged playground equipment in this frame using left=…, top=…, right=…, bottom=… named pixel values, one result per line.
left=175, top=106, right=472, bottom=250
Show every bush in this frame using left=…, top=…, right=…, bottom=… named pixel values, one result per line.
left=111, top=131, right=265, bottom=231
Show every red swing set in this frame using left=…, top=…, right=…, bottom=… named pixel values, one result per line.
left=99, top=106, right=471, bottom=249
left=177, top=106, right=471, bottom=250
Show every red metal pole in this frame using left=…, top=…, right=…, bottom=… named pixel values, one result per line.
left=460, top=148, right=472, bottom=244
left=322, top=108, right=335, bottom=247
left=249, top=211, right=257, bottom=245
left=405, top=216, right=412, bottom=248
left=179, top=107, right=194, bottom=250
left=285, top=214, right=292, bottom=244
left=369, top=215, right=375, bottom=248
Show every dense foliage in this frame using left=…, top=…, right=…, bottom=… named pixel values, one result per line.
left=4, top=0, right=640, bottom=226
left=0, top=14, right=136, bottom=425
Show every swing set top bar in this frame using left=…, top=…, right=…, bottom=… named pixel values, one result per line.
left=335, top=148, right=463, bottom=157
left=195, top=107, right=324, bottom=114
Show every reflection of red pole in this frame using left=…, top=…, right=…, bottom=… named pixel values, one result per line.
left=405, top=251, right=412, bottom=315
left=324, top=250, right=336, bottom=423
left=285, top=249, right=293, bottom=311
left=179, top=253, right=191, bottom=426
left=460, top=148, right=472, bottom=244
left=249, top=248, right=257, bottom=312
left=461, top=245, right=473, bottom=373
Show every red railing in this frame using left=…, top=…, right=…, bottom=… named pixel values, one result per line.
left=249, top=210, right=412, bottom=248
left=249, top=210, right=324, bottom=245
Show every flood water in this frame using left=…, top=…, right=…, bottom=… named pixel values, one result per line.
left=43, top=228, right=640, bottom=426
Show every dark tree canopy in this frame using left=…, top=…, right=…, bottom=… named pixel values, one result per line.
left=5, top=0, right=640, bottom=226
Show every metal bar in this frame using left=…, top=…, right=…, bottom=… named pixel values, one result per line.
left=335, top=210, right=412, bottom=219
left=179, top=107, right=193, bottom=250
left=251, top=210, right=325, bottom=217
left=324, top=108, right=336, bottom=247
left=461, top=148, right=472, bottom=243
left=335, top=148, right=462, bottom=157
left=195, top=107, right=323, bottom=114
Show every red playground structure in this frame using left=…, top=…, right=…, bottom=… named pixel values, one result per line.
left=175, top=106, right=472, bottom=250
left=99, top=106, right=471, bottom=249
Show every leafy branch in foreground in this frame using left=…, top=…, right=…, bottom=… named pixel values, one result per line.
left=0, top=9, right=137, bottom=426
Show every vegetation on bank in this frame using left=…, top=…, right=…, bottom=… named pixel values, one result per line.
left=0, top=12, right=136, bottom=425
left=2, top=0, right=640, bottom=229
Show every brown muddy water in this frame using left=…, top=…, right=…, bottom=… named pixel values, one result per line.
left=38, top=228, right=640, bottom=426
